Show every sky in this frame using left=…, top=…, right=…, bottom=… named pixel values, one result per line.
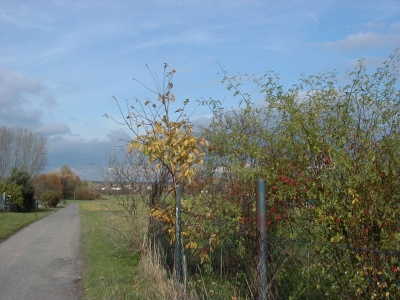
left=1, top=0, right=399, bottom=181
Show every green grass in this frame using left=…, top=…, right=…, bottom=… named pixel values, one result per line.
left=0, top=207, right=60, bottom=242
left=77, top=199, right=141, bottom=300
left=75, top=197, right=259, bottom=299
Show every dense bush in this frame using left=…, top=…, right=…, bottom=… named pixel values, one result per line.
left=41, top=190, right=60, bottom=207
left=148, top=51, right=400, bottom=298
left=200, top=51, right=400, bottom=250
left=0, top=182, right=24, bottom=209
left=2, top=168, right=35, bottom=212
left=75, top=186, right=101, bottom=200
left=32, top=173, right=63, bottom=199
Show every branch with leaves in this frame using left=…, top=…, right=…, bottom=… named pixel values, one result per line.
left=106, top=63, right=208, bottom=198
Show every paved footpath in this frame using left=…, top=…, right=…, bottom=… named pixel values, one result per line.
left=0, top=204, right=83, bottom=300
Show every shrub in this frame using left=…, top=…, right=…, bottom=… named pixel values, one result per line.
left=75, top=187, right=101, bottom=200
left=0, top=182, right=24, bottom=209
left=41, top=190, right=60, bottom=207
left=2, top=168, right=35, bottom=212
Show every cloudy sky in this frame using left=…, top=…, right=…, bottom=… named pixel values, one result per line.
left=1, top=0, right=399, bottom=180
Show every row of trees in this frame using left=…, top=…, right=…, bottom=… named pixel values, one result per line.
left=33, top=165, right=80, bottom=200
left=32, top=165, right=101, bottom=206
left=0, top=125, right=101, bottom=210
left=1, top=164, right=100, bottom=211
left=107, top=50, right=399, bottom=298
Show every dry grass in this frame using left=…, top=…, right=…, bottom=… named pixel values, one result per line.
left=133, top=243, right=181, bottom=300
left=79, top=197, right=253, bottom=299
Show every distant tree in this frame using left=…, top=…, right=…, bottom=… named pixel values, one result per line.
left=0, top=127, right=47, bottom=179
left=32, top=173, right=63, bottom=199
left=60, top=165, right=73, bottom=176
left=59, top=165, right=80, bottom=199
left=0, top=127, right=13, bottom=180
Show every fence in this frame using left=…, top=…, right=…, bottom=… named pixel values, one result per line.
left=149, top=181, right=400, bottom=299
left=0, top=193, right=11, bottom=212
left=0, top=192, right=4, bottom=211
left=258, top=236, right=399, bottom=299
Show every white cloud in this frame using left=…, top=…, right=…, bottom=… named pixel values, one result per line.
left=0, top=68, right=63, bottom=132
left=324, top=31, right=399, bottom=51
left=35, top=122, right=70, bottom=137
left=0, top=68, right=47, bottom=128
left=0, top=67, right=45, bottom=106
left=347, top=56, right=387, bottom=69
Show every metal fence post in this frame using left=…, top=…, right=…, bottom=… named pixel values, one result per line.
left=175, top=184, right=182, bottom=284
left=256, top=179, right=268, bottom=300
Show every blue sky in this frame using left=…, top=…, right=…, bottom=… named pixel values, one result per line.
left=1, top=0, right=399, bottom=180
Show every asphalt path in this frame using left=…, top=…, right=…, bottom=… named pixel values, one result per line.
left=0, top=204, right=83, bottom=300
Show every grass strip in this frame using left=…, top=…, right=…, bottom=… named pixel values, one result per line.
left=78, top=200, right=140, bottom=300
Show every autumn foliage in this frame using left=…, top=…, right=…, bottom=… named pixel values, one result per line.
left=107, top=53, right=400, bottom=298
left=32, top=172, right=63, bottom=199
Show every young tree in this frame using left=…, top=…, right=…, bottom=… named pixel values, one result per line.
left=106, top=64, right=207, bottom=199
left=106, top=64, right=208, bottom=288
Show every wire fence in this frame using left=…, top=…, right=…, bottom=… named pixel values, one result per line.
left=151, top=204, right=399, bottom=299
left=147, top=181, right=400, bottom=299
left=258, top=235, right=400, bottom=300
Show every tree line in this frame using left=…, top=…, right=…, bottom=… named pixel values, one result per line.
left=0, top=126, right=101, bottom=211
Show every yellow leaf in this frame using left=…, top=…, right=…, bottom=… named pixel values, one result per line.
left=185, top=241, right=198, bottom=249
left=151, top=209, right=163, bottom=217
